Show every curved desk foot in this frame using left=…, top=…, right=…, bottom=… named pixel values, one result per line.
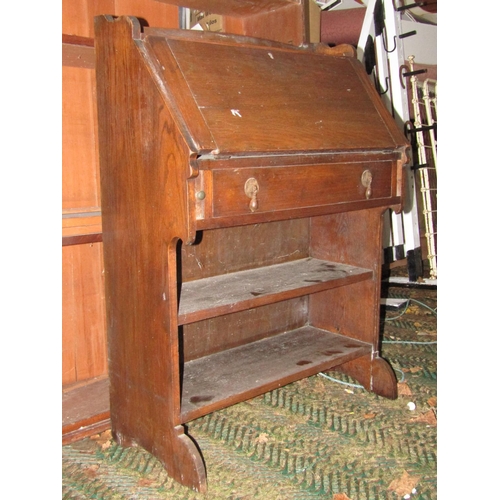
left=157, top=426, right=207, bottom=493
left=370, top=356, right=398, bottom=399
left=335, top=354, right=398, bottom=400
left=113, top=425, right=207, bottom=493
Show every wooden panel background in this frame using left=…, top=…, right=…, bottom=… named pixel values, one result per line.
left=62, top=0, right=179, bottom=38
left=62, top=0, right=179, bottom=387
left=224, top=3, right=305, bottom=46
left=63, top=0, right=116, bottom=37
left=62, top=65, right=100, bottom=211
left=62, top=243, right=107, bottom=385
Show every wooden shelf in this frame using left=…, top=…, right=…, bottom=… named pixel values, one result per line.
left=62, top=34, right=95, bottom=69
left=154, top=0, right=313, bottom=46
left=179, top=258, right=372, bottom=324
left=62, top=377, right=110, bottom=444
left=62, top=210, right=102, bottom=246
left=60, top=325, right=371, bottom=441
left=181, top=326, right=371, bottom=421
left=155, top=0, right=301, bottom=17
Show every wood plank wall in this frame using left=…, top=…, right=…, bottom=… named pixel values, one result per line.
left=62, top=0, right=179, bottom=387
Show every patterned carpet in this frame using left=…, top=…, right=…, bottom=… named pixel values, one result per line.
left=62, top=278, right=437, bottom=500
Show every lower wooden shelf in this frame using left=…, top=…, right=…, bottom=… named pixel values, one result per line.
left=181, top=326, right=371, bottom=421
left=63, top=326, right=372, bottom=441
left=62, top=377, right=110, bottom=444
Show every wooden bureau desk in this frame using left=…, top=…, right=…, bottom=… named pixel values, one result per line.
left=94, top=15, right=409, bottom=492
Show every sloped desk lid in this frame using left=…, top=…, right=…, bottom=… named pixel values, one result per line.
left=141, top=25, right=407, bottom=156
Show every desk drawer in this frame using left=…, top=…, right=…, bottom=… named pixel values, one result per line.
left=209, top=162, right=393, bottom=217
